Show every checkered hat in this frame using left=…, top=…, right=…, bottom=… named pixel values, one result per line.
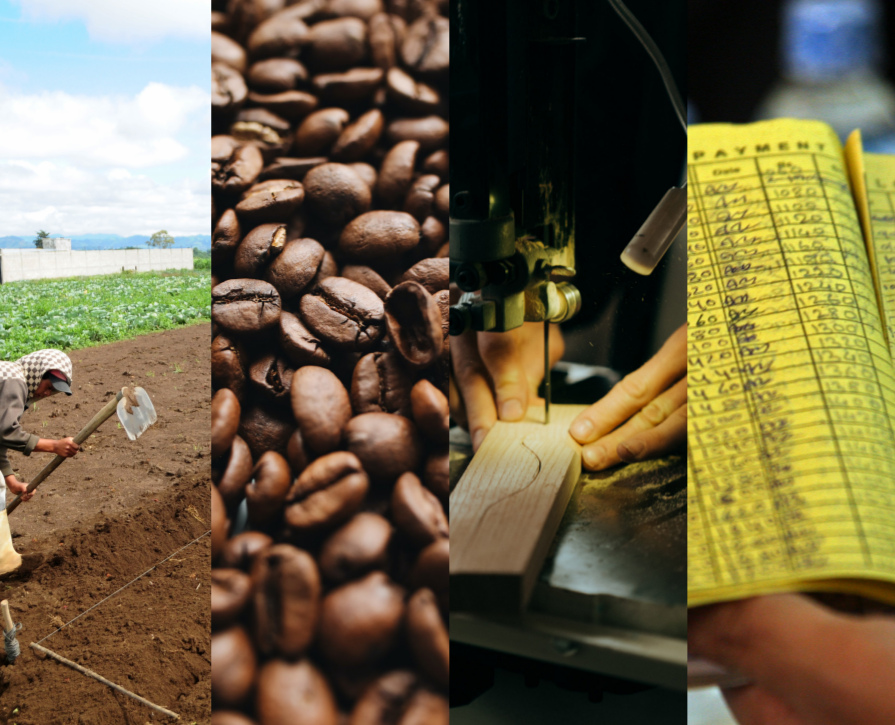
left=14, top=349, right=73, bottom=397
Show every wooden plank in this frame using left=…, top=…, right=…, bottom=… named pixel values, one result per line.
left=450, top=405, right=586, bottom=613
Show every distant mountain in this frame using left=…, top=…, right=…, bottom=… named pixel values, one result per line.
left=0, top=234, right=211, bottom=250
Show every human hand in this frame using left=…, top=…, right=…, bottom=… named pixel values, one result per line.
left=450, top=322, right=565, bottom=451
left=689, top=594, right=895, bottom=725
left=569, top=323, right=686, bottom=470
left=5, top=475, right=33, bottom=502
left=54, top=437, right=80, bottom=458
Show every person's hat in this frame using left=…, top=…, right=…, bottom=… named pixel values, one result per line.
left=46, top=369, right=72, bottom=395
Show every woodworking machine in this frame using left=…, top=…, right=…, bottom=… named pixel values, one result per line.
left=447, top=0, right=687, bottom=704
left=448, top=0, right=685, bottom=421
left=448, top=0, right=582, bottom=334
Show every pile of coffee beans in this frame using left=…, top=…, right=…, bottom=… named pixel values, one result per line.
left=211, top=0, right=449, bottom=722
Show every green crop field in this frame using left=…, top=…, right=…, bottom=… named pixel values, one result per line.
left=0, top=270, right=211, bottom=359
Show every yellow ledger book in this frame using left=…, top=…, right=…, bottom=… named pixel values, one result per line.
left=688, top=118, right=895, bottom=607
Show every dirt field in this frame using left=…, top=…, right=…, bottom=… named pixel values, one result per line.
left=0, top=324, right=211, bottom=724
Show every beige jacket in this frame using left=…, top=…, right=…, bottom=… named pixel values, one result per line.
left=0, top=377, right=38, bottom=478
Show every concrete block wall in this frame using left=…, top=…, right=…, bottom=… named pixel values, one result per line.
left=0, top=248, right=193, bottom=283
left=39, top=237, right=71, bottom=250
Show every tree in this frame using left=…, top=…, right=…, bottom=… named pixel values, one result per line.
left=33, top=230, right=50, bottom=248
left=147, top=230, right=175, bottom=249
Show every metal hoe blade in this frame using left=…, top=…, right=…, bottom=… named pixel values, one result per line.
left=116, top=387, right=157, bottom=440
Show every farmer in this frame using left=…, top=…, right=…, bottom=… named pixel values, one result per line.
left=0, top=349, right=79, bottom=575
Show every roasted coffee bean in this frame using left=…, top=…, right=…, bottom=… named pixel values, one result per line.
left=233, top=223, right=287, bottom=278
left=247, top=57, right=309, bottom=92
left=349, top=671, right=448, bottom=725
left=212, top=568, right=253, bottom=628
left=238, top=403, right=295, bottom=459
left=232, top=108, right=293, bottom=161
left=385, top=67, right=439, bottom=114
left=384, top=282, right=442, bottom=369
left=212, top=334, right=247, bottom=402
left=434, top=183, right=448, bottom=219
left=303, top=162, right=372, bottom=225
left=213, top=63, right=249, bottom=118
left=300, top=277, right=385, bottom=351
left=401, top=14, right=449, bottom=78
left=399, top=258, right=447, bottom=294
left=347, top=161, right=377, bottom=189
left=259, top=156, right=328, bottom=181
left=213, top=279, right=282, bottom=334
left=368, top=13, right=406, bottom=70
left=217, top=434, right=255, bottom=507
left=279, top=310, right=331, bottom=367
left=386, top=116, right=448, bottom=151
left=402, top=173, right=440, bottom=221
left=418, top=215, right=446, bottom=256
left=247, top=89, right=319, bottom=120
left=344, top=412, right=423, bottom=485
left=291, top=366, right=352, bottom=455
left=213, top=209, right=243, bottom=260
left=409, top=538, right=448, bottom=613
left=286, top=428, right=311, bottom=474
left=339, top=210, right=419, bottom=260
left=391, top=472, right=448, bottom=547
left=421, top=448, right=449, bottom=500
left=265, top=238, right=324, bottom=299
left=211, top=626, right=257, bottom=709
left=255, top=659, right=338, bottom=725
left=376, top=139, right=418, bottom=207
left=251, top=544, right=320, bottom=657
left=319, top=513, right=393, bottom=583
left=219, top=531, right=274, bottom=571
left=284, top=451, right=369, bottom=536
left=211, top=712, right=256, bottom=725
left=247, top=6, right=311, bottom=58
left=325, top=0, right=384, bottom=20
left=248, top=353, right=293, bottom=405
left=295, top=108, right=351, bottom=155
left=421, top=148, right=448, bottom=180
left=212, top=483, right=229, bottom=561
left=318, top=571, right=405, bottom=667
left=246, top=451, right=292, bottom=527
left=312, top=67, right=384, bottom=104
left=213, top=31, right=248, bottom=73
left=341, top=264, right=392, bottom=300
left=409, top=379, right=448, bottom=442
left=405, top=588, right=448, bottom=690
left=213, top=137, right=263, bottom=195
left=236, top=179, right=305, bottom=224
left=213, top=388, right=241, bottom=458
left=212, top=1, right=449, bottom=717
left=306, top=17, right=368, bottom=71
left=351, top=350, right=413, bottom=417
left=331, top=108, right=384, bottom=162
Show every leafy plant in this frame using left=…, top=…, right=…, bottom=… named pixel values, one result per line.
left=0, top=270, right=211, bottom=359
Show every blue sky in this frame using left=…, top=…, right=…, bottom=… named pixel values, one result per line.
left=0, top=0, right=209, bottom=236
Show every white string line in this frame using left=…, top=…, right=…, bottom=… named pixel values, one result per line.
left=34, top=530, right=211, bottom=646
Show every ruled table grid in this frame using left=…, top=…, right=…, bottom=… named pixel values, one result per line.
left=688, top=144, right=895, bottom=599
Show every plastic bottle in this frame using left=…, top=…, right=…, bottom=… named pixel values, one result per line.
left=755, top=0, right=895, bottom=152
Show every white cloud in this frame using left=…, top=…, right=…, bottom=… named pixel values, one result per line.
left=0, top=81, right=209, bottom=236
left=0, top=82, right=209, bottom=168
left=13, top=0, right=207, bottom=43
left=0, top=160, right=210, bottom=237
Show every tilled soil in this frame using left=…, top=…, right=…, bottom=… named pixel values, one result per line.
left=0, top=325, right=211, bottom=724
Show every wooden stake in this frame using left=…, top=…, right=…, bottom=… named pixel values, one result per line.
left=1, top=600, right=14, bottom=633
left=30, top=643, right=179, bottom=720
